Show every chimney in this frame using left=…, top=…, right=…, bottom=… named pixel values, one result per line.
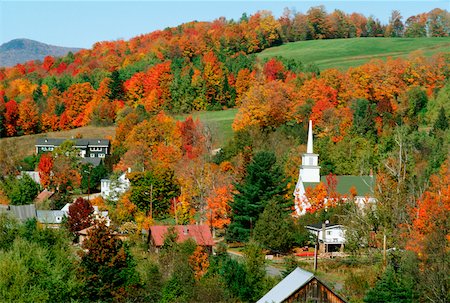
left=322, top=221, right=328, bottom=242
left=183, top=226, right=189, bottom=235
left=127, top=167, right=131, bottom=173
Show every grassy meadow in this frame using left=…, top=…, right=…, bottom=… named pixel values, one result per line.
left=258, top=37, right=450, bottom=70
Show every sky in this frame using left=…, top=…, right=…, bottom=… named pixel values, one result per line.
left=1, top=0, right=449, bottom=49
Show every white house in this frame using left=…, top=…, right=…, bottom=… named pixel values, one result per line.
left=101, top=169, right=131, bottom=201
left=306, top=222, right=346, bottom=253
left=293, top=120, right=376, bottom=215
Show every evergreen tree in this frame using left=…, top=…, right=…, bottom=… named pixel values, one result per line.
left=364, top=266, right=414, bottom=303
left=227, top=151, right=290, bottom=243
left=253, top=199, right=295, bottom=253
left=433, top=106, right=449, bottom=133
left=108, top=69, right=124, bottom=101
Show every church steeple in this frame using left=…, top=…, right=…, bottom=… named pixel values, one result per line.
left=307, top=120, right=313, bottom=154
left=299, top=120, right=320, bottom=183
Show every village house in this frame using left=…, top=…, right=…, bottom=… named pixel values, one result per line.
left=100, top=169, right=131, bottom=201
left=306, top=222, right=346, bottom=253
left=35, top=138, right=110, bottom=166
left=257, top=267, right=347, bottom=303
left=148, top=225, right=214, bottom=253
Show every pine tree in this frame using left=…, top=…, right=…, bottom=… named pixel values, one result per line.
left=108, top=70, right=124, bottom=101
left=433, top=106, right=449, bottom=133
left=226, top=151, right=290, bottom=243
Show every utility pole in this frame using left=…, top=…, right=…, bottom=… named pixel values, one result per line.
left=150, top=183, right=153, bottom=220
left=314, top=231, right=319, bottom=272
left=383, top=233, right=387, bottom=269
left=173, top=198, right=178, bottom=224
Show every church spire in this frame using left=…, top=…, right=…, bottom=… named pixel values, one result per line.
left=307, top=120, right=313, bottom=154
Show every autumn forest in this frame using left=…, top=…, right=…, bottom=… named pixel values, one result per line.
left=0, top=5, right=449, bottom=303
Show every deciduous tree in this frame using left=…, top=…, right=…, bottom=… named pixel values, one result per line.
left=67, top=197, right=93, bottom=233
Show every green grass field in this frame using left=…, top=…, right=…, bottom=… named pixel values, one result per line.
left=174, top=108, right=238, bottom=148
left=258, top=37, right=450, bottom=70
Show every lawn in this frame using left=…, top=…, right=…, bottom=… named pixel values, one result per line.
left=258, top=37, right=450, bottom=70
left=174, top=108, right=238, bottom=148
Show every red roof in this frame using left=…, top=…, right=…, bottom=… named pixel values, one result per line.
left=35, top=189, right=54, bottom=203
left=150, top=225, right=214, bottom=247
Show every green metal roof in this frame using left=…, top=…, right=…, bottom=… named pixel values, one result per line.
left=304, top=175, right=375, bottom=196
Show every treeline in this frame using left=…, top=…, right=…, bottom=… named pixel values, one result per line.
left=1, top=7, right=449, bottom=137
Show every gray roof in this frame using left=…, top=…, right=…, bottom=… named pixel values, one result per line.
left=257, top=268, right=314, bottom=303
left=306, top=223, right=344, bottom=231
left=37, top=210, right=66, bottom=224
left=36, top=138, right=109, bottom=147
left=9, top=204, right=36, bottom=221
left=81, top=157, right=102, bottom=166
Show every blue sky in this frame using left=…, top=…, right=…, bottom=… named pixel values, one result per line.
left=1, top=1, right=449, bottom=48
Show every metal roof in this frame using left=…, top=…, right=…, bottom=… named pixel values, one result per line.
left=36, top=138, right=110, bottom=147
left=304, top=175, right=375, bottom=196
left=36, top=210, right=65, bottom=224
left=257, top=268, right=314, bottom=303
left=9, top=204, right=36, bottom=221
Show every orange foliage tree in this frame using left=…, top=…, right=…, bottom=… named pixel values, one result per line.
left=406, top=162, right=450, bottom=256
left=233, top=80, right=297, bottom=131
left=189, top=246, right=210, bottom=281
left=37, top=153, right=53, bottom=189
left=18, top=98, right=39, bottom=135
left=305, top=182, right=328, bottom=213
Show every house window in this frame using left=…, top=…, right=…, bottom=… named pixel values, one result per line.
left=327, top=231, right=332, bottom=236
left=98, top=153, right=105, bottom=158
left=90, top=147, right=102, bottom=152
left=90, top=154, right=95, bottom=158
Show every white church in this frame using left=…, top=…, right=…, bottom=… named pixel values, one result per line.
left=293, top=120, right=376, bottom=216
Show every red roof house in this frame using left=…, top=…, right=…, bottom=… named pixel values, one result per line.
left=149, top=225, right=214, bottom=252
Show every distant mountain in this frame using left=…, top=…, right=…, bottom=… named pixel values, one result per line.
left=0, top=38, right=83, bottom=67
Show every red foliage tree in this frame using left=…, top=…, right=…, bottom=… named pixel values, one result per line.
left=4, top=100, right=19, bottom=136
left=263, top=58, right=286, bottom=81
left=68, top=197, right=94, bottom=233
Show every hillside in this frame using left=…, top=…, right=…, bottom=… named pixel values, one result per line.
left=0, top=109, right=239, bottom=161
left=0, top=38, right=82, bottom=67
left=258, top=37, right=450, bottom=70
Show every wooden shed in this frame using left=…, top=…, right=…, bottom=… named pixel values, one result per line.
left=257, top=267, right=347, bottom=303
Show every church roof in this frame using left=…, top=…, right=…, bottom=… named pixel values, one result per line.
left=303, top=175, right=375, bottom=196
